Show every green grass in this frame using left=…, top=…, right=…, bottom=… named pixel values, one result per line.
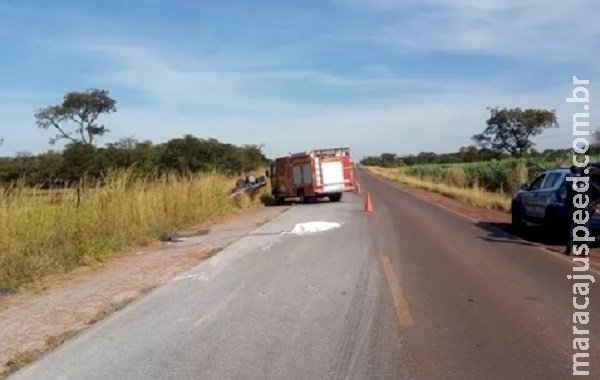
left=401, top=157, right=572, bottom=195
left=365, top=156, right=600, bottom=211
left=0, top=170, right=263, bottom=289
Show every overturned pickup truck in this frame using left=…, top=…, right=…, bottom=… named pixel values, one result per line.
left=229, top=175, right=267, bottom=198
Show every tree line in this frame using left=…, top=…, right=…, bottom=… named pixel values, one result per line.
left=0, top=89, right=269, bottom=187
left=0, top=137, right=269, bottom=187
left=361, top=106, right=598, bottom=167
left=359, top=147, right=597, bottom=167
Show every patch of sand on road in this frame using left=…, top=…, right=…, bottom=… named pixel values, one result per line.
left=0, top=206, right=288, bottom=375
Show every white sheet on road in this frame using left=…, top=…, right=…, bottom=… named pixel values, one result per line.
left=287, top=221, right=341, bottom=235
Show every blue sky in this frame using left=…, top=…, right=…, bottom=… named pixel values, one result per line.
left=1, top=0, right=599, bottom=159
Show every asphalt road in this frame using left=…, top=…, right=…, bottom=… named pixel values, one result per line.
left=11, top=170, right=600, bottom=379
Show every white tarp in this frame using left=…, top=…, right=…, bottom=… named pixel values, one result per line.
left=287, top=221, right=341, bottom=235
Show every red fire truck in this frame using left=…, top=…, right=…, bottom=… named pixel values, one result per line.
left=267, top=147, right=355, bottom=203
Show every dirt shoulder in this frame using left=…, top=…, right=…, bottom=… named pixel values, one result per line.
left=363, top=170, right=600, bottom=268
left=0, top=205, right=288, bottom=376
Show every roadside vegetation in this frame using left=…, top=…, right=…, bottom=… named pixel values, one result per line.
left=362, top=156, right=591, bottom=213
left=0, top=88, right=270, bottom=289
left=401, top=157, right=563, bottom=194
left=362, top=106, right=600, bottom=211
left=363, top=155, right=578, bottom=213
left=0, top=171, right=263, bottom=289
left=365, top=166, right=512, bottom=212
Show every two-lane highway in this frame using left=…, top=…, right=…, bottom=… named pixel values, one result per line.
left=11, top=170, right=599, bottom=379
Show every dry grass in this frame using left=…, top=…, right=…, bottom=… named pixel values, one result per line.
left=2, top=350, right=38, bottom=379
left=0, top=170, right=263, bottom=289
left=365, top=166, right=511, bottom=212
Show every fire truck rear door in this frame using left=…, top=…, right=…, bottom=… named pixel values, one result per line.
left=321, top=160, right=345, bottom=192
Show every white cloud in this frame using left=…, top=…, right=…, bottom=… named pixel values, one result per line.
left=14, top=36, right=588, bottom=160
left=335, top=0, right=600, bottom=62
left=3, top=1, right=598, bottom=159
left=70, top=39, right=487, bottom=113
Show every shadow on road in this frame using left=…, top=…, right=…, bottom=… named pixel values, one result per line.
left=260, top=193, right=337, bottom=207
left=475, top=222, right=567, bottom=249
left=476, top=221, right=600, bottom=253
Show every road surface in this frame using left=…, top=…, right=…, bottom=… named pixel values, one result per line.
left=11, top=170, right=600, bottom=379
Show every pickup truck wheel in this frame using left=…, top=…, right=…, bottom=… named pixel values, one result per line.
left=511, top=204, right=525, bottom=236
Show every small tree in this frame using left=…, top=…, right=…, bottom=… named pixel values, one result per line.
left=459, top=145, right=480, bottom=162
left=378, top=153, right=398, bottom=167
left=35, top=88, right=116, bottom=145
left=472, top=107, right=558, bottom=156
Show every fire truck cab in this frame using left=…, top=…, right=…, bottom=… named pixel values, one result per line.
left=267, top=147, right=355, bottom=204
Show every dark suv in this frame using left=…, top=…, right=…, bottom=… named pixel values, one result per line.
left=511, top=168, right=600, bottom=236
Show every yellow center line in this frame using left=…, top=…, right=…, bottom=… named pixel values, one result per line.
left=379, top=255, right=414, bottom=328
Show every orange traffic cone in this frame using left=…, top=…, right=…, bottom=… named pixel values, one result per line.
left=364, top=192, right=373, bottom=213
left=355, top=181, right=362, bottom=194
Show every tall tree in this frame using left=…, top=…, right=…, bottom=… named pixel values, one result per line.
left=592, top=127, right=600, bottom=146
left=471, top=107, right=558, bottom=156
left=35, top=88, right=117, bottom=145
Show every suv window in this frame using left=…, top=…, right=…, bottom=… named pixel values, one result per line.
left=559, top=180, right=567, bottom=202
left=542, top=172, right=561, bottom=189
left=529, top=174, right=545, bottom=190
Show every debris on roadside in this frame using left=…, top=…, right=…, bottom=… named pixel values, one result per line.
left=159, top=229, right=210, bottom=243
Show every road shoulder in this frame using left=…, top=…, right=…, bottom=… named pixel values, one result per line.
left=0, top=205, right=288, bottom=377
